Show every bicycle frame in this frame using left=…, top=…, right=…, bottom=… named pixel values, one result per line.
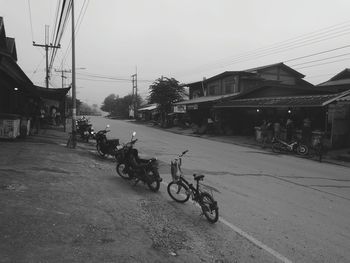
left=172, top=150, right=201, bottom=199
left=178, top=175, right=201, bottom=200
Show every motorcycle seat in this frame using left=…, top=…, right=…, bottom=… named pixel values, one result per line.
left=108, top=139, right=119, bottom=144
left=193, top=174, right=205, bottom=181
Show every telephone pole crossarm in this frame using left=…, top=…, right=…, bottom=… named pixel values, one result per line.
left=33, top=41, right=61, bottom=89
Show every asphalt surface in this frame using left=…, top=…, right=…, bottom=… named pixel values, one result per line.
left=0, top=128, right=279, bottom=263
left=90, top=117, right=350, bottom=263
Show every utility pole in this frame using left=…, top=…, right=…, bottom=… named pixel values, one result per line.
left=55, top=69, right=71, bottom=89
left=55, top=69, right=71, bottom=133
left=131, top=72, right=138, bottom=119
left=33, top=25, right=60, bottom=89
left=67, top=0, right=77, bottom=148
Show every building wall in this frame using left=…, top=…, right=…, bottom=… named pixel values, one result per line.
left=257, top=68, right=296, bottom=85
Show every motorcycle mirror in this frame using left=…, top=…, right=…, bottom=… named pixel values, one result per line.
left=132, top=131, right=136, bottom=137
left=106, top=124, right=110, bottom=128
left=183, top=150, right=188, bottom=155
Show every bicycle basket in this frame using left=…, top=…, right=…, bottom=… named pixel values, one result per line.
left=171, top=159, right=181, bottom=182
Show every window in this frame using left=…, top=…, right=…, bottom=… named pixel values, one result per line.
left=208, top=85, right=217, bottom=96
left=224, top=79, right=235, bottom=94
left=192, top=90, right=201, bottom=98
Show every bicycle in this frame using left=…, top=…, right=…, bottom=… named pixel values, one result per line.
left=167, top=150, right=219, bottom=223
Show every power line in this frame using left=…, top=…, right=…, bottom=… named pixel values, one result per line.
left=26, top=0, right=34, bottom=42
left=295, top=57, right=350, bottom=70
left=31, top=54, right=46, bottom=77
left=49, top=0, right=72, bottom=72
left=284, top=44, right=350, bottom=63
left=60, top=0, right=89, bottom=68
left=175, top=20, right=350, bottom=77
left=290, top=52, right=350, bottom=67
left=75, top=72, right=154, bottom=82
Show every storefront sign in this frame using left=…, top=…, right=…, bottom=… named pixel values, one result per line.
left=187, top=104, right=198, bottom=110
left=174, top=105, right=186, bottom=113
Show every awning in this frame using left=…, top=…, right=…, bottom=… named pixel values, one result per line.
left=215, top=91, right=350, bottom=108
left=33, top=85, right=71, bottom=101
left=174, top=93, right=239, bottom=106
left=138, top=104, right=158, bottom=111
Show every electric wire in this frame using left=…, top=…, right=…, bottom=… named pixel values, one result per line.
left=290, top=52, right=350, bottom=67
left=295, top=57, right=350, bottom=70
left=50, top=0, right=62, bottom=46
left=31, top=54, right=46, bottom=77
left=49, top=0, right=71, bottom=72
left=175, top=20, right=350, bottom=77
left=60, top=0, right=89, bottom=69
left=26, top=0, right=35, bottom=42
left=284, top=44, right=350, bottom=63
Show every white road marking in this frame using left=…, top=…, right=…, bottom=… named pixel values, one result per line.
left=161, top=180, right=293, bottom=263
left=219, top=217, right=293, bottom=263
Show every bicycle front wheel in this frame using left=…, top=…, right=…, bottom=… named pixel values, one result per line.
left=167, top=181, right=190, bottom=203
left=200, top=192, right=219, bottom=223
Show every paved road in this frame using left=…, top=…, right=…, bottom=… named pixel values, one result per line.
left=92, top=116, right=350, bottom=263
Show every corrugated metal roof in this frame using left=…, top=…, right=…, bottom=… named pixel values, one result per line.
left=138, top=104, right=158, bottom=111
left=317, top=78, right=350, bottom=87
left=215, top=91, right=350, bottom=108
left=174, top=93, right=239, bottom=105
left=338, top=95, right=350, bottom=101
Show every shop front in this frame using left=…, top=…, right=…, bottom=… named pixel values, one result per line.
left=214, top=91, right=350, bottom=148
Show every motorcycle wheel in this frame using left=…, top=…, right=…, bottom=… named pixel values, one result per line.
left=116, top=163, right=132, bottom=180
left=296, top=144, right=309, bottom=156
left=147, top=169, right=160, bottom=192
left=96, top=143, right=106, bottom=157
left=167, top=181, right=190, bottom=203
left=272, top=142, right=283, bottom=153
left=200, top=192, right=219, bottom=223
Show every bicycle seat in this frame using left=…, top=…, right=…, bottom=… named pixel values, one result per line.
left=193, top=174, right=204, bottom=181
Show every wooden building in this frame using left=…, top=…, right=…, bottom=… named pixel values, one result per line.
left=174, top=62, right=317, bottom=133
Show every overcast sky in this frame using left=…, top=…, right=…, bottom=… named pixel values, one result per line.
left=1, top=0, right=350, bottom=105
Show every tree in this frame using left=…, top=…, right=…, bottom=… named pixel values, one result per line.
left=100, top=93, right=142, bottom=119
left=100, top=94, right=118, bottom=114
left=148, top=77, right=185, bottom=126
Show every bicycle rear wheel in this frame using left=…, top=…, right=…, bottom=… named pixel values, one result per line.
left=200, top=192, right=219, bottom=223
left=167, top=181, right=190, bottom=203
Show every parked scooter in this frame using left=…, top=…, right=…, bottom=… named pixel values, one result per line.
left=76, top=117, right=94, bottom=142
left=116, top=132, right=162, bottom=192
left=95, top=125, right=120, bottom=157
left=271, top=137, right=309, bottom=156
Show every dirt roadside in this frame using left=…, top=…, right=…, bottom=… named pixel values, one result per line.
left=0, top=129, right=278, bottom=263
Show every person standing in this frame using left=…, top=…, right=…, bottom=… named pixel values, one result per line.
left=273, top=119, right=281, bottom=139
left=302, top=118, right=312, bottom=145
left=286, top=118, right=294, bottom=142
left=260, top=120, right=268, bottom=148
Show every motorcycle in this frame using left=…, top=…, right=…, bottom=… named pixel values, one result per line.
left=76, top=117, right=95, bottom=142
left=95, top=125, right=120, bottom=157
left=272, top=137, right=309, bottom=156
left=116, top=132, right=162, bottom=192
